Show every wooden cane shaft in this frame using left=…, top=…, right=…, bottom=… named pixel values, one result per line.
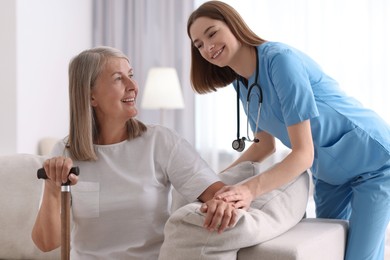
left=61, top=189, right=71, bottom=260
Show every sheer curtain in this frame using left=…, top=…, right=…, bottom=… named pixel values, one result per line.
left=194, top=0, right=390, bottom=171
left=93, top=0, right=196, bottom=144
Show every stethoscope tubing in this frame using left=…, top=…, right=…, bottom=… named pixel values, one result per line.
left=234, top=46, right=263, bottom=146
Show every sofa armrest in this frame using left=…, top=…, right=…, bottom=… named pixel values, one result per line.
left=0, top=154, right=60, bottom=260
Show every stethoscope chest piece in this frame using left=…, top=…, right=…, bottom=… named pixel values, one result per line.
left=232, top=137, right=246, bottom=152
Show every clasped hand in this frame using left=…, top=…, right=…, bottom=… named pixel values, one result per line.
left=43, top=156, right=79, bottom=187
left=200, top=198, right=237, bottom=234
left=200, top=182, right=255, bottom=233
left=214, top=183, right=254, bottom=210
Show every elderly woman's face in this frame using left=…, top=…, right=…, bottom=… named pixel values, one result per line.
left=90, top=57, right=138, bottom=125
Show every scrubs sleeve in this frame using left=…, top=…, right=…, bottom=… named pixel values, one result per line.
left=269, top=50, right=319, bottom=126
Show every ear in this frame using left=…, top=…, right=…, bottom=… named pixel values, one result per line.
left=91, top=95, right=98, bottom=107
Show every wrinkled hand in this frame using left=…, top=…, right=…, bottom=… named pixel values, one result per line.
left=43, top=156, right=79, bottom=187
left=214, top=183, right=254, bottom=210
left=200, top=198, right=237, bottom=234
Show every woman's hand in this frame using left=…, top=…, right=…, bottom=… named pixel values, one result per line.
left=200, top=198, right=237, bottom=234
left=43, top=157, right=79, bottom=187
left=214, top=183, right=254, bottom=210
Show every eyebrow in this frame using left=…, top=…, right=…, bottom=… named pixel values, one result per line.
left=193, top=25, right=215, bottom=45
left=111, top=71, right=121, bottom=77
left=110, top=68, right=133, bottom=77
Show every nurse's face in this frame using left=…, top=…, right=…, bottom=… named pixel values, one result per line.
left=189, top=16, right=241, bottom=68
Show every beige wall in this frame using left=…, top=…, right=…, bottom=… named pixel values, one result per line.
left=0, top=0, right=17, bottom=154
left=0, top=0, right=93, bottom=155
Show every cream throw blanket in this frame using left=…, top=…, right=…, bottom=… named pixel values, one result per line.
left=159, top=161, right=310, bottom=260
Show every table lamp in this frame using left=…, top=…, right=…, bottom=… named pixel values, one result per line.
left=141, top=67, right=185, bottom=125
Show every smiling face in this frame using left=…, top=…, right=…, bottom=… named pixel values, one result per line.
left=90, top=57, right=138, bottom=126
left=189, top=16, right=241, bottom=68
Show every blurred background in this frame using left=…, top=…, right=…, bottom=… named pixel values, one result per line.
left=1, top=0, right=389, bottom=172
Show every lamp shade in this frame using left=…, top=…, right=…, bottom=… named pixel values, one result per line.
left=141, top=67, right=185, bottom=109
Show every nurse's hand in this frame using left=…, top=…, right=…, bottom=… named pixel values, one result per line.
left=214, top=183, right=254, bottom=210
left=200, top=198, right=237, bottom=234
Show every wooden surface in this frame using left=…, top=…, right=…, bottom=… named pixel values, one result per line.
left=61, top=190, right=71, bottom=260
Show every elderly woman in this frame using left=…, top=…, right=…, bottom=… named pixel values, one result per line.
left=31, top=46, right=236, bottom=259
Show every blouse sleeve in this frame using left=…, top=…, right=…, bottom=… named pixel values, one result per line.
left=164, top=131, right=221, bottom=202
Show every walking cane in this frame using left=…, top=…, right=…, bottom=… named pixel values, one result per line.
left=37, top=166, right=80, bottom=260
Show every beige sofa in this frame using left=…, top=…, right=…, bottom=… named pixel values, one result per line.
left=0, top=154, right=59, bottom=259
left=0, top=153, right=348, bottom=259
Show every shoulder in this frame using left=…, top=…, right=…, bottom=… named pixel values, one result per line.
left=51, top=137, right=68, bottom=156
left=259, top=42, right=308, bottom=72
left=145, top=124, right=180, bottom=137
left=143, top=124, right=183, bottom=145
left=260, top=42, right=302, bottom=64
left=259, top=42, right=294, bottom=57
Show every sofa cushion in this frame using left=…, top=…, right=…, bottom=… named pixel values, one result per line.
left=0, top=154, right=60, bottom=260
left=237, top=218, right=348, bottom=260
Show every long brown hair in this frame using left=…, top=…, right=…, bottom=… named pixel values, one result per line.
left=187, top=1, right=266, bottom=94
left=67, top=46, right=146, bottom=161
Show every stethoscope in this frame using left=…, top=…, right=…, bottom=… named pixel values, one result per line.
left=232, top=47, right=263, bottom=152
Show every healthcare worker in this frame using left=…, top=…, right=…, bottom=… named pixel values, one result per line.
left=187, top=1, right=390, bottom=260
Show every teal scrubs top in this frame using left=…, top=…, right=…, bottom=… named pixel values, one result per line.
left=234, top=42, right=390, bottom=185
